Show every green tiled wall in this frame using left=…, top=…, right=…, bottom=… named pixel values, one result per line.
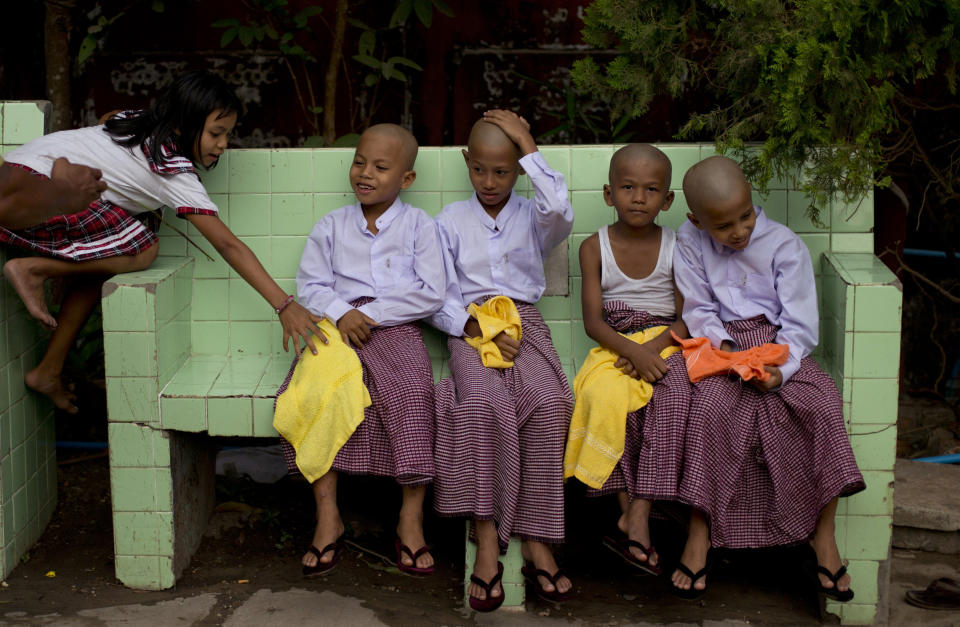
left=98, top=141, right=895, bottom=623
left=0, top=101, right=58, bottom=581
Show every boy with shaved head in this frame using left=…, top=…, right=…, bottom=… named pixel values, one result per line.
left=571, top=144, right=691, bottom=580
left=429, top=110, right=574, bottom=611
left=281, top=123, right=445, bottom=578
left=672, top=155, right=864, bottom=601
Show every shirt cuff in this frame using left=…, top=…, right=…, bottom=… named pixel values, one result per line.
left=705, top=325, right=735, bottom=350
left=175, top=206, right=218, bottom=218
left=519, top=151, right=549, bottom=177
left=324, top=299, right=355, bottom=324
left=778, top=353, right=801, bottom=386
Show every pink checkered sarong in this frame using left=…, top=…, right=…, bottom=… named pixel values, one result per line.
left=584, top=301, right=692, bottom=502
left=0, top=163, right=157, bottom=260
left=678, top=316, right=865, bottom=548
left=279, top=298, right=435, bottom=486
left=433, top=299, right=573, bottom=550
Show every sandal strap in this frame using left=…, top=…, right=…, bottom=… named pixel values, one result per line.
left=676, top=561, right=709, bottom=582
left=398, top=542, right=432, bottom=561
left=305, top=541, right=340, bottom=562
left=470, top=564, right=503, bottom=593
left=817, top=564, right=847, bottom=584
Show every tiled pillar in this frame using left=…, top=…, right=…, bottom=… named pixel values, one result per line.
left=0, top=101, right=58, bottom=580
left=821, top=253, right=901, bottom=625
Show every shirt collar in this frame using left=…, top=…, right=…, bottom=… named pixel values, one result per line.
left=112, top=110, right=198, bottom=176
left=352, top=197, right=406, bottom=234
left=467, top=191, right=520, bottom=232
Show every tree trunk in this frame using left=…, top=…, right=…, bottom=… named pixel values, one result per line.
left=44, top=0, right=73, bottom=131
left=322, top=0, right=349, bottom=146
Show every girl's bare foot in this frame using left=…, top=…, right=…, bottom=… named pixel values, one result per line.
left=672, top=511, right=710, bottom=593
left=618, top=498, right=658, bottom=568
left=4, top=258, right=56, bottom=328
left=469, top=520, right=502, bottom=602
left=397, top=511, right=433, bottom=570
left=303, top=511, right=344, bottom=569
left=521, top=540, right=572, bottom=595
left=25, top=366, right=78, bottom=413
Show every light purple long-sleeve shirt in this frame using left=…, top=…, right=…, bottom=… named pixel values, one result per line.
left=297, top=198, right=445, bottom=327
left=428, top=151, right=574, bottom=336
left=673, top=207, right=818, bottom=384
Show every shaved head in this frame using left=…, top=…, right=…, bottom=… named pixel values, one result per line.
left=466, top=118, right=520, bottom=158
left=682, top=156, right=750, bottom=217
left=609, top=144, right=672, bottom=187
left=363, top=123, right=418, bottom=170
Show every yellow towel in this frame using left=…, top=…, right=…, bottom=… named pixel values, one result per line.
left=563, top=326, right=680, bottom=489
left=465, top=296, right=523, bottom=369
left=273, top=318, right=372, bottom=483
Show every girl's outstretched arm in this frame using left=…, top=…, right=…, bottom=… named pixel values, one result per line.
left=185, top=213, right=328, bottom=354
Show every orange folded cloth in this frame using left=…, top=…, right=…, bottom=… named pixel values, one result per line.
left=669, top=331, right=789, bottom=383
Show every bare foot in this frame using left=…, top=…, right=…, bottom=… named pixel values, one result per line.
left=618, top=498, right=658, bottom=568
left=672, top=512, right=710, bottom=593
left=4, top=258, right=56, bottom=328
left=25, top=367, right=78, bottom=413
left=810, top=534, right=850, bottom=593
left=469, top=520, right=503, bottom=602
left=521, top=540, right=572, bottom=595
left=303, top=510, right=344, bottom=569
left=397, top=511, right=433, bottom=570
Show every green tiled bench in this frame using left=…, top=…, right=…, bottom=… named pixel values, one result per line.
left=93, top=142, right=898, bottom=624
left=0, top=101, right=58, bottom=580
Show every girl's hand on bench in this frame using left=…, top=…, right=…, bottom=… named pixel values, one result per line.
left=280, top=302, right=327, bottom=354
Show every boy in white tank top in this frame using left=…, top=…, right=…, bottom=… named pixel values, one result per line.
left=573, top=144, right=691, bottom=584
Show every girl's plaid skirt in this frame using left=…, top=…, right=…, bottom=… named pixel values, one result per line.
left=0, top=164, right=157, bottom=260
left=678, top=315, right=865, bottom=548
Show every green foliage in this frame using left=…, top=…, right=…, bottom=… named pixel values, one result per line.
left=79, top=1, right=166, bottom=67
left=573, top=0, right=960, bottom=208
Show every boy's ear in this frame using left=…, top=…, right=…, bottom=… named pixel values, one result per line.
left=686, top=212, right=703, bottom=229
left=602, top=184, right=614, bottom=207
left=662, top=190, right=675, bottom=211
left=461, top=148, right=470, bottom=164
left=518, top=164, right=526, bottom=176
left=400, top=169, right=416, bottom=190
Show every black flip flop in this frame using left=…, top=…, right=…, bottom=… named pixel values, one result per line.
left=522, top=562, right=572, bottom=603
left=905, top=577, right=960, bottom=610
left=602, top=531, right=662, bottom=576
left=672, top=557, right=711, bottom=601
left=302, top=537, right=344, bottom=578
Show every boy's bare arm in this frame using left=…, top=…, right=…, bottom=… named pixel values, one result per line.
left=482, top=110, right=537, bottom=156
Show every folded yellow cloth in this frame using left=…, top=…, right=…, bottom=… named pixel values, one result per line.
left=563, top=326, right=680, bottom=489
left=465, top=295, right=523, bottom=369
left=273, top=318, right=372, bottom=483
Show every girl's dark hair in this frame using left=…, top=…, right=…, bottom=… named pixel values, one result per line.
left=104, top=70, right=241, bottom=165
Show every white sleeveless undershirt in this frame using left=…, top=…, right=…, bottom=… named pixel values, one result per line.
left=599, top=224, right=677, bottom=318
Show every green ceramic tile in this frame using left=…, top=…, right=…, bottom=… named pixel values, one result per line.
left=849, top=378, right=898, bottom=425
left=753, top=190, right=788, bottom=224
left=7, top=358, right=24, bottom=405
left=787, top=191, right=830, bottom=232
left=314, top=193, right=353, bottom=218
left=0, top=413, right=8, bottom=457
left=208, top=397, right=253, bottom=436
left=408, top=147, right=441, bottom=192
left=102, top=286, right=150, bottom=332
left=831, top=192, right=874, bottom=234
left=191, top=322, right=229, bottom=355
left=192, top=246, right=229, bottom=279
left=831, top=233, right=873, bottom=254
left=109, top=422, right=169, bottom=468
left=546, top=321, right=572, bottom=360
left=115, top=555, right=160, bottom=589
left=229, top=278, right=269, bottom=322
left=198, top=152, right=230, bottom=194
left=209, top=354, right=270, bottom=395
left=536, top=296, right=570, bottom=321
left=851, top=332, right=899, bottom=378
left=538, top=146, right=570, bottom=182
left=570, top=146, right=614, bottom=190
left=233, top=237, right=270, bottom=282
left=164, top=355, right=226, bottom=394
left=312, top=149, right=354, bottom=193
left=269, top=236, right=305, bottom=280
left=844, top=516, right=891, bottom=562
left=159, top=397, right=206, bottom=432
left=656, top=195, right=688, bottom=232
left=113, top=511, right=161, bottom=555
left=440, top=148, right=472, bottom=191
left=10, top=403, right=24, bottom=448
left=103, top=332, right=156, bottom=378
left=571, top=190, right=614, bottom=234
left=844, top=559, right=880, bottom=605
left=401, top=191, right=442, bottom=217
left=2, top=102, right=46, bottom=144
left=846, top=470, right=893, bottom=516
left=110, top=467, right=160, bottom=512
left=252, top=398, right=279, bottom=437
left=271, top=193, right=315, bottom=236
left=799, top=234, right=829, bottom=268
left=229, top=150, right=270, bottom=194
left=106, top=377, right=159, bottom=424
left=230, top=321, right=273, bottom=354
left=854, top=285, right=901, bottom=332
left=191, top=279, right=228, bottom=322
left=838, top=603, right=876, bottom=625
left=228, top=194, right=271, bottom=236
left=156, top=277, right=177, bottom=327
left=849, top=423, right=896, bottom=471
left=12, top=489, right=26, bottom=533
left=270, top=150, right=313, bottom=193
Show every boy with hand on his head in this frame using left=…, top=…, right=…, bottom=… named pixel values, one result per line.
left=279, top=123, right=445, bottom=579
left=672, top=155, right=864, bottom=600
left=570, top=144, right=690, bottom=578
left=429, top=110, right=574, bottom=611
